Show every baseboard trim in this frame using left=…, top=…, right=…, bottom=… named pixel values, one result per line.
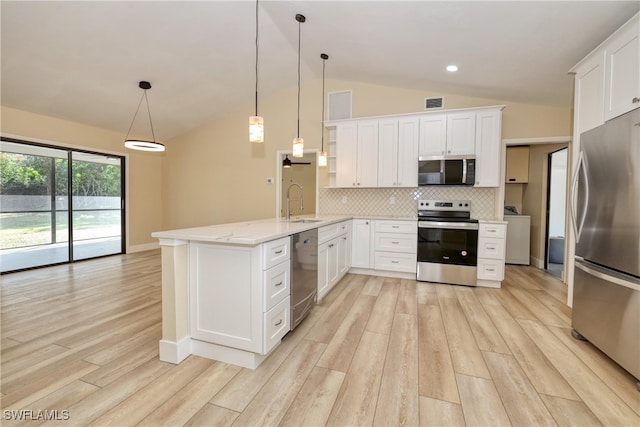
left=348, top=267, right=416, bottom=280
left=128, top=242, right=160, bottom=253
left=530, top=256, right=544, bottom=269
left=159, top=337, right=191, bottom=364
left=191, top=340, right=268, bottom=370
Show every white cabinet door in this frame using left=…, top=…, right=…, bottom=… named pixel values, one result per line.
left=446, top=111, right=476, bottom=156
left=604, top=14, right=640, bottom=120
left=419, top=114, right=447, bottom=157
left=351, top=219, right=372, bottom=268
left=336, top=122, right=357, bottom=187
left=397, top=116, right=419, bottom=187
left=474, top=109, right=502, bottom=187
left=327, top=238, right=339, bottom=286
left=317, top=240, right=330, bottom=300
left=377, top=118, right=399, bottom=187
left=574, top=52, right=606, bottom=133
left=356, top=120, right=379, bottom=187
left=338, top=234, right=349, bottom=277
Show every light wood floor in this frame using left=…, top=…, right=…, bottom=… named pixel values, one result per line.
left=1, top=250, right=639, bottom=426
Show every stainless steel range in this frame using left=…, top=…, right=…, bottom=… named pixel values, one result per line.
left=416, top=199, right=479, bottom=286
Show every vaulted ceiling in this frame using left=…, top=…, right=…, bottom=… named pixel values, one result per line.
left=1, top=1, right=638, bottom=140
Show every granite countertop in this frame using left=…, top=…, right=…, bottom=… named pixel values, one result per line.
left=152, top=215, right=352, bottom=246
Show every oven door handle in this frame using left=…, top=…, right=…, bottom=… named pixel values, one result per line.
left=418, top=221, right=479, bottom=230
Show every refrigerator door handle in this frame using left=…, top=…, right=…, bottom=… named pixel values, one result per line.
left=570, top=151, right=588, bottom=243
left=575, top=258, right=640, bottom=291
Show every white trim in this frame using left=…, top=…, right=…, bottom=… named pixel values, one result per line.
left=530, top=255, right=545, bottom=269
left=127, top=242, right=159, bottom=253
left=477, top=279, right=501, bottom=289
left=348, top=267, right=416, bottom=280
left=159, top=337, right=191, bottom=364
left=503, top=136, right=572, bottom=146
left=191, top=339, right=269, bottom=370
left=156, top=238, right=188, bottom=247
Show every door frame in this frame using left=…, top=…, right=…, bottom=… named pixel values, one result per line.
left=543, top=146, right=568, bottom=273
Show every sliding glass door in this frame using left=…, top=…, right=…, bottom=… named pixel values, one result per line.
left=0, top=139, right=125, bottom=272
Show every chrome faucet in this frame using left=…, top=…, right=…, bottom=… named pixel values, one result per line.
left=286, top=183, right=304, bottom=220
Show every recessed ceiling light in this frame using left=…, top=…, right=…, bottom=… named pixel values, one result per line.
left=446, top=65, right=458, bottom=72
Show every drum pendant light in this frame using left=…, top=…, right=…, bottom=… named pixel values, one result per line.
left=292, top=13, right=305, bottom=158
left=249, top=0, right=264, bottom=143
left=318, top=53, right=329, bottom=167
left=124, top=81, right=165, bottom=152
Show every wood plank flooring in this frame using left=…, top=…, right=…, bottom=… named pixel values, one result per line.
left=1, top=250, right=639, bottom=426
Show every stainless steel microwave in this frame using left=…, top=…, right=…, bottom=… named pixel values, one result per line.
left=418, top=158, right=475, bottom=186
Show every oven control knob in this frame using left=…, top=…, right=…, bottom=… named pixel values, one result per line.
left=461, top=251, right=468, bottom=257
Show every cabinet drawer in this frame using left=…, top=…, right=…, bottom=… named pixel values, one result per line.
left=375, top=220, right=417, bottom=234
left=263, top=296, right=290, bottom=354
left=479, top=223, right=506, bottom=239
left=478, top=238, right=505, bottom=260
left=478, top=258, right=505, bottom=281
left=374, top=251, right=416, bottom=273
left=264, top=260, right=290, bottom=311
left=319, top=221, right=349, bottom=244
left=374, top=234, right=416, bottom=253
left=263, top=237, right=290, bottom=270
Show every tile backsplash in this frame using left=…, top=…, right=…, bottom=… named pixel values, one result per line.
left=319, top=187, right=497, bottom=219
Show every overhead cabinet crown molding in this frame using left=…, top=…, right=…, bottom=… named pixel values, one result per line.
left=326, top=105, right=505, bottom=188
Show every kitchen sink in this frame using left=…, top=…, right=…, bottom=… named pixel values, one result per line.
left=287, top=219, right=322, bottom=223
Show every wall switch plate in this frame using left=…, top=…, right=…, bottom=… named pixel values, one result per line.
left=342, top=196, right=348, bottom=204
left=389, top=196, right=396, bottom=205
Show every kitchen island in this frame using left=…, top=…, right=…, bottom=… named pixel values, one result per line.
left=151, top=216, right=351, bottom=369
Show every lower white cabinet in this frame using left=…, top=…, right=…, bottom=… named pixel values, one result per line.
left=189, top=237, right=291, bottom=356
left=477, top=221, right=507, bottom=286
left=351, top=219, right=372, bottom=268
left=318, top=220, right=351, bottom=301
left=373, top=219, right=417, bottom=274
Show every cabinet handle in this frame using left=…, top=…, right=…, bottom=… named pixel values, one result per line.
left=366, top=221, right=369, bottom=225
left=342, top=237, right=347, bottom=240
left=274, top=319, right=283, bottom=326
left=391, top=241, right=399, bottom=244
left=391, top=261, right=399, bottom=264
left=486, top=268, right=495, bottom=272
left=633, top=97, right=640, bottom=104
left=275, top=249, right=283, bottom=254
left=488, top=229, right=496, bottom=233
left=392, top=225, right=399, bottom=228
left=275, top=281, right=283, bottom=287
left=352, top=182, right=356, bottom=186
left=329, top=243, right=335, bottom=248
left=508, top=178, right=516, bottom=182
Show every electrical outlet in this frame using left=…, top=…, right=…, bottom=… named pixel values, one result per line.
left=389, top=196, right=396, bottom=205
left=342, top=196, right=348, bottom=204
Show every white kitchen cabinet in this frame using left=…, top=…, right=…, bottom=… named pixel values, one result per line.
left=335, top=120, right=379, bottom=187
left=505, top=215, right=530, bottom=265
left=474, top=108, right=503, bottom=187
left=351, top=219, right=372, bottom=268
left=189, top=236, right=291, bottom=355
left=317, top=220, right=351, bottom=302
left=573, top=53, right=606, bottom=134
left=373, top=219, right=417, bottom=274
left=378, top=116, right=419, bottom=187
left=419, top=112, right=476, bottom=158
left=604, top=13, right=640, bottom=121
left=477, top=222, right=507, bottom=287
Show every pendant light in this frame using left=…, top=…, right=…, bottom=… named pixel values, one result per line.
left=124, top=81, right=165, bottom=152
left=292, top=13, right=305, bottom=158
left=283, top=154, right=292, bottom=168
left=249, top=0, right=264, bottom=143
left=318, top=53, right=329, bottom=167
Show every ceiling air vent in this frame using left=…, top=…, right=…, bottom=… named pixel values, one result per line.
left=425, top=97, right=444, bottom=110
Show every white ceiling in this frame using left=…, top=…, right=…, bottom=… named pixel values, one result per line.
left=1, top=1, right=639, bottom=141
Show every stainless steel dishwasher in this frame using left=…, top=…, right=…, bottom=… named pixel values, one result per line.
left=290, top=228, right=318, bottom=330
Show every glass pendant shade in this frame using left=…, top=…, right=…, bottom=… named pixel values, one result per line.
left=249, top=116, right=264, bottom=142
left=292, top=137, right=304, bottom=157
left=318, top=151, right=328, bottom=167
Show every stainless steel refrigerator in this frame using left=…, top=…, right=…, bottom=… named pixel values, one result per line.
left=571, top=108, right=640, bottom=382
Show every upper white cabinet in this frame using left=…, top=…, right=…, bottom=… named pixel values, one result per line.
left=378, top=116, right=419, bottom=187
left=474, top=108, right=503, bottom=187
left=336, top=120, right=379, bottom=187
left=419, top=112, right=476, bottom=158
left=330, top=105, right=503, bottom=188
left=604, top=14, right=640, bottom=121
left=571, top=12, right=639, bottom=132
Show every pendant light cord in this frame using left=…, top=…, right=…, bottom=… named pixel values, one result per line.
left=124, top=90, right=156, bottom=143
left=255, top=0, right=259, bottom=117
left=321, top=57, right=326, bottom=151
left=296, top=17, right=301, bottom=138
